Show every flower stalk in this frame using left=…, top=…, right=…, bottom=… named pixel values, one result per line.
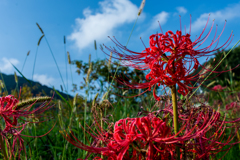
left=0, top=135, right=8, bottom=160
left=171, top=63, right=180, bottom=159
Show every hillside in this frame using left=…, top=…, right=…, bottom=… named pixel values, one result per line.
left=0, top=72, right=73, bottom=100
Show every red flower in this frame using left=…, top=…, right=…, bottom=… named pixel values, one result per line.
left=0, top=95, right=55, bottom=159
left=212, top=85, right=226, bottom=91
left=102, top=15, right=235, bottom=100
left=62, top=115, right=176, bottom=160
left=62, top=102, right=240, bottom=159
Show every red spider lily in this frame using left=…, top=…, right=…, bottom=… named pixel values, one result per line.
left=0, top=95, right=19, bottom=132
left=226, top=102, right=238, bottom=110
left=102, top=15, right=237, bottom=100
left=0, top=95, right=55, bottom=159
left=62, top=103, right=240, bottom=159
left=62, top=115, right=176, bottom=160
left=225, top=101, right=240, bottom=116
left=0, top=93, right=54, bottom=127
left=163, top=100, right=240, bottom=159
left=1, top=123, right=28, bottom=159
left=212, top=85, right=227, bottom=91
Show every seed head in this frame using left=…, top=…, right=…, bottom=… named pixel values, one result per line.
left=138, top=0, right=145, bottom=16
left=14, top=72, right=18, bottom=83
left=67, top=52, right=71, bottom=64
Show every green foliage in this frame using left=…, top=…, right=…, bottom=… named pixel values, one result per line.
left=72, top=59, right=154, bottom=108
left=194, top=46, right=240, bottom=92
left=2, top=44, right=240, bottom=159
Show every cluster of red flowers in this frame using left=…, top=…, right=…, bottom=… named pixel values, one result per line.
left=102, top=15, right=235, bottom=100
left=212, top=85, right=227, bottom=91
left=60, top=15, right=240, bottom=160
left=225, top=101, right=240, bottom=113
left=63, top=103, right=239, bottom=160
left=0, top=95, right=54, bottom=159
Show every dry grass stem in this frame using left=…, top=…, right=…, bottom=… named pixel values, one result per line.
left=67, top=51, right=71, bottom=64
left=138, top=0, right=145, bottom=16
left=14, top=72, right=18, bottom=83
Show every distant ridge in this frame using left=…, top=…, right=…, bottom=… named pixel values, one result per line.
left=0, top=72, right=73, bottom=100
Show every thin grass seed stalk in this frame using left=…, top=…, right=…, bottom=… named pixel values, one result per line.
left=138, top=0, right=145, bottom=16
left=14, top=72, right=18, bottom=83
left=37, top=34, right=45, bottom=46
left=36, top=22, right=44, bottom=34
left=101, top=92, right=108, bottom=101
left=68, top=93, right=78, bottom=128
left=58, top=100, right=64, bottom=130
left=0, top=80, right=3, bottom=94
left=92, top=93, right=99, bottom=107
left=86, top=54, right=92, bottom=84
left=94, top=40, right=97, bottom=50
left=14, top=96, right=52, bottom=110
left=67, top=51, right=71, bottom=64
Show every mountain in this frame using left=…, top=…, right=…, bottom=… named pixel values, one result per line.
left=0, top=72, right=73, bottom=100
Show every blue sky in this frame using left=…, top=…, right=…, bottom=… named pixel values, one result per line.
left=0, top=0, right=240, bottom=96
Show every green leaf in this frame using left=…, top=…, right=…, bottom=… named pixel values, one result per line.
left=11, top=62, right=32, bottom=86
left=52, top=87, right=72, bottom=110
left=180, top=94, right=184, bottom=100
left=206, top=81, right=216, bottom=88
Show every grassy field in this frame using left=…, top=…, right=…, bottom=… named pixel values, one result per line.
left=0, top=11, right=240, bottom=160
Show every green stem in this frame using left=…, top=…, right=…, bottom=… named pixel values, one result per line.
left=44, top=37, right=67, bottom=92
left=105, top=16, right=139, bottom=99
left=64, top=39, right=68, bottom=93
left=100, top=108, right=103, bottom=159
left=32, top=46, right=39, bottom=81
left=217, top=91, right=225, bottom=106
left=21, top=55, right=28, bottom=72
left=171, top=84, right=180, bottom=160
left=0, top=134, right=8, bottom=160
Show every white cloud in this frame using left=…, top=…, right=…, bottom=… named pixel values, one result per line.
left=68, top=0, right=139, bottom=52
left=191, top=3, right=240, bottom=33
left=0, top=57, right=19, bottom=74
left=176, top=7, right=187, bottom=14
left=33, top=74, right=54, bottom=86
left=149, top=11, right=169, bottom=30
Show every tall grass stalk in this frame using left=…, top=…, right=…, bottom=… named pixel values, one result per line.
left=67, top=52, right=74, bottom=89
left=44, top=37, right=67, bottom=92
left=13, top=72, right=19, bottom=96
left=83, top=54, right=92, bottom=158
left=32, top=34, right=44, bottom=81
left=36, top=23, right=67, bottom=92
left=64, top=36, right=68, bottom=93
left=0, top=71, right=8, bottom=95
left=104, top=1, right=145, bottom=100
left=21, top=50, right=30, bottom=72
left=94, top=40, right=98, bottom=59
